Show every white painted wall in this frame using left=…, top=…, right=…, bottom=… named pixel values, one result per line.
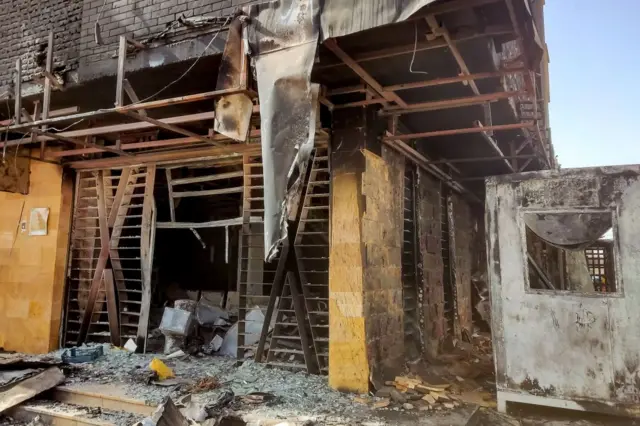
left=486, top=166, right=640, bottom=412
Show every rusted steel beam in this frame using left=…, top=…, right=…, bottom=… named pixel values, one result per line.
left=48, top=129, right=262, bottom=158
left=426, top=15, right=481, bottom=96
left=1, top=87, right=250, bottom=134
left=327, top=84, right=366, bottom=96
left=421, top=154, right=536, bottom=165
left=323, top=38, right=408, bottom=107
left=333, top=98, right=387, bottom=109
left=383, top=69, right=525, bottom=92
left=383, top=135, right=482, bottom=203
left=29, top=127, right=131, bottom=156
left=474, top=120, right=514, bottom=172
left=120, top=110, right=227, bottom=148
left=381, top=122, right=535, bottom=141
left=316, top=25, right=512, bottom=71
left=67, top=143, right=262, bottom=170
left=0, top=106, right=79, bottom=127
left=380, top=90, right=523, bottom=116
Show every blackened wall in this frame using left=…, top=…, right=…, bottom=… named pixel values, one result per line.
left=78, top=0, right=257, bottom=75
left=0, top=0, right=82, bottom=90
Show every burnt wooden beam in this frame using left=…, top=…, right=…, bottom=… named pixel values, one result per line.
left=115, top=36, right=127, bottom=107
left=165, top=169, right=176, bottom=222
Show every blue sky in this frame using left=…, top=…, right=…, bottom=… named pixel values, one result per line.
left=545, top=1, right=640, bottom=168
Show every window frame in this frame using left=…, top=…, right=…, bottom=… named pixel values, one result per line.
left=519, top=207, right=623, bottom=298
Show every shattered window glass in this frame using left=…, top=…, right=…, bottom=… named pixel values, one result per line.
left=523, top=211, right=617, bottom=293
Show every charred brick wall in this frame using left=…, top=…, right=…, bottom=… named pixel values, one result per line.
left=78, top=0, right=257, bottom=71
left=416, top=170, right=445, bottom=358
left=449, top=192, right=474, bottom=339
left=0, top=0, right=82, bottom=91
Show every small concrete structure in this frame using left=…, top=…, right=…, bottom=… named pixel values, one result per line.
left=486, top=165, right=640, bottom=417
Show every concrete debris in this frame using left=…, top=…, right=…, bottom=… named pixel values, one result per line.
left=196, top=303, right=229, bottom=327
left=0, top=367, right=65, bottom=413
left=207, top=335, right=224, bottom=353
left=125, top=339, right=138, bottom=352
left=136, top=397, right=190, bottom=426
left=160, top=304, right=196, bottom=354
left=165, top=350, right=187, bottom=360
left=219, top=307, right=265, bottom=357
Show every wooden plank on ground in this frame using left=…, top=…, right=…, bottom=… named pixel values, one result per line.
left=0, top=367, right=65, bottom=413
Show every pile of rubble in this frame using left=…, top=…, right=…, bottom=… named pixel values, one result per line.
left=355, top=375, right=495, bottom=413
left=150, top=299, right=265, bottom=359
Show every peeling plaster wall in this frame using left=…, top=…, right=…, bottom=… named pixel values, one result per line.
left=487, top=166, right=640, bottom=410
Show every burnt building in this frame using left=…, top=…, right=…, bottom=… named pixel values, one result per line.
left=0, top=0, right=552, bottom=392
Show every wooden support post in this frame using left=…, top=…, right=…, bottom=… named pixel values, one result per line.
left=104, top=269, right=121, bottom=346
left=137, top=165, right=156, bottom=351
left=165, top=168, right=176, bottom=222
left=14, top=58, right=21, bottom=125
left=115, top=36, right=127, bottom=107
left=287, top=270, right=319, bottom=374
left=77, top=171, right=112, bottom=345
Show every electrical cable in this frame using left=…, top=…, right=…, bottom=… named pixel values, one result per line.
left=409, top=22, right=429, bottom=76
left=132, top=15, right=232, bottom=105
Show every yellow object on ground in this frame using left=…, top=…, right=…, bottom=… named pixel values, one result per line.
left=149, top=358, right=174, bottom=380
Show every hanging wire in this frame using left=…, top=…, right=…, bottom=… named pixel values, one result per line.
left=409, top=22, right=429, bottom=76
